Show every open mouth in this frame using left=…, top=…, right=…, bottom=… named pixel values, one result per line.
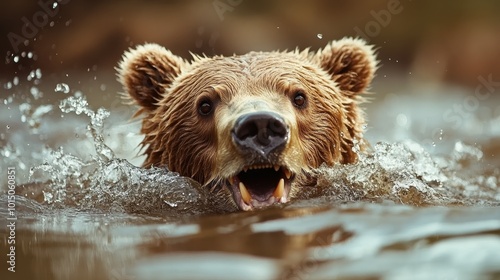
left=226, top=164, right=294, bottom=211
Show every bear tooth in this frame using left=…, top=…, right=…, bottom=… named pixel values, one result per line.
left=273, top=178, right=285, bottom=198
left=243, top=166, right=248, bottom=172
left=239, top=182, right=252, bottom=204
left=284, top=168, right=292, bottom=179
left=228, top=177, right=235, bottom=185
left=274, top=165, right=280, bottom=171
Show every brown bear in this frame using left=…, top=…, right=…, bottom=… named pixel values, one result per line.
left=117, top=38, right=377, bottom=211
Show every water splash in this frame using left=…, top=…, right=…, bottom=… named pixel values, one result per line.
left=19, top=103, right=53, bottom=132
left=22, top=93, right=213, bottom=215
left=55, top=83, right=70, bottom=94
left=59, top=95, right=115, bottom=162
left=306, top=140, right=499, bottom=207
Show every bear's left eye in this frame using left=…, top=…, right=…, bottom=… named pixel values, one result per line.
left=292, top=90, right=307, bottom=108
left=198, top=100, right=213, bottom=116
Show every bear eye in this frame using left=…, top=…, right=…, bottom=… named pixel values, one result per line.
left=198, top=100, right=213, bottom=116
left=292, top=90, right=307, bottom=108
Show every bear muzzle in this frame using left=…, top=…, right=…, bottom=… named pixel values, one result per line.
left=232, top=112, right=289, bottom=159
left=227, top=111, right=294, bottom=211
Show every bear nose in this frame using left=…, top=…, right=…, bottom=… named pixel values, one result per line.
left=232, top=112, right=289, bottom=157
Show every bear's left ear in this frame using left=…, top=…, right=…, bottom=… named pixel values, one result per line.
left=117, top=43, right=186, bottom=112
left=312, top=38, right=377, bottom=95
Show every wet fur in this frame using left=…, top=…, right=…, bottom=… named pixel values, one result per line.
left=117, top=38, right=377, bottom=208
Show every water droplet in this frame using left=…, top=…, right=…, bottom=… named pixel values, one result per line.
left=4, top=82, right=13, bottom=89
left=55, top=83, right=70, bottom=94
left=27, top=70, right=37, bottom=81
left=52, top=2, right=58, bottom=8
left=27, top=52, right=33, bottom=59
left=49, top=21, right=55, bottom=27
left=6, top=125, right=10, bottom=130
left=317, top=33, right=323, bottom=39
left=13, top=77, right=19, bottom=86
left=30, top=86, right=42, bottom=99
left=396, top=114, right=408, bottom=127
left=165, top=201, right=178, bottom=207
left=100, top=84, right=107, bottom=91
left=35, top=68, right=42, bottom=79
left=13, top=56, right=19, bottom=63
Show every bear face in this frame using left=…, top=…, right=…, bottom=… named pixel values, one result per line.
left=117, top=38, right=377, bottom=211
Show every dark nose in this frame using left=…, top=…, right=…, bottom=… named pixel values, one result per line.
left=232, top=112, right=289, bottom=157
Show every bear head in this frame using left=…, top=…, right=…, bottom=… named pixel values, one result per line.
left=117, top=38, right=377, bottom=211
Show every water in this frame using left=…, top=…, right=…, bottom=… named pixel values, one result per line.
left=1, top=71, right=500, bottom=279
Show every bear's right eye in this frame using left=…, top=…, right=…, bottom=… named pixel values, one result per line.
left=292, top=90, right=307, bottom=108
left=198, top=100, right=213, bottom=116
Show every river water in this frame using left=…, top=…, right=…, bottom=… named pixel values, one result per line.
left=1, top=67, right=500, bottom=280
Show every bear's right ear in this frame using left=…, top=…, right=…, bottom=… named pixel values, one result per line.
left=312, top=38, right=377, bottom=96
left=117, top=43, right=186, bottom=111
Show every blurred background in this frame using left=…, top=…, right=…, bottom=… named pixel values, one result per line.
left=1, top=0, right=499, bottom=156
left=2, top=0, right=500, bottom=93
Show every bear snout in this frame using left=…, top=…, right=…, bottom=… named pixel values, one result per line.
left=232, top=112, right=289, bottom=159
